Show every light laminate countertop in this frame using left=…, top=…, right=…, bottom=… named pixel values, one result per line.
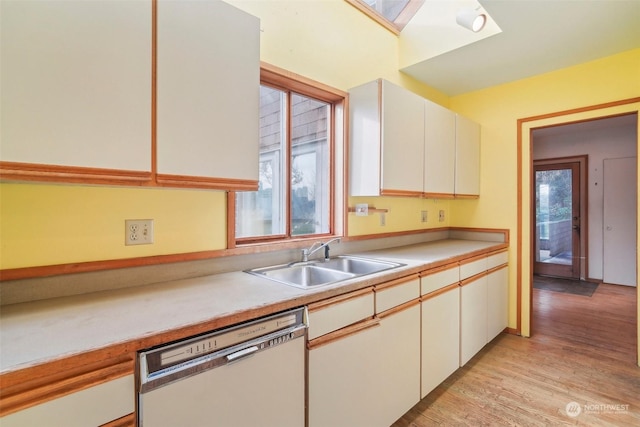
left=0, top=239, right=505, bottom=374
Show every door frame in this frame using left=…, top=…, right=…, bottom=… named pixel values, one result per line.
left=532, top=156, right=588, bottom=280
left=515, top=98, right=640, bottom=368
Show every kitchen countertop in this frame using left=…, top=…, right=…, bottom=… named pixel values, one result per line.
left=0, top=239, right=505, bottom=375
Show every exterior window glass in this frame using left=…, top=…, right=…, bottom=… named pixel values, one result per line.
left=235, top=87, right=331, bottom=240
left=291, top=93, right=330, bottom=235
left=346, top=0, right=423, bottom=32
left=363, top=0, right=410, bottom=22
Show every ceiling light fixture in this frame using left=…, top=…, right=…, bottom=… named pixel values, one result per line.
left=456, top=8, right=487, bottom=32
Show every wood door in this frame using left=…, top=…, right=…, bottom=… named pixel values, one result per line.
left=603, top=157, right=637, bottom=286
left=533, top=161, right=581, bottom=278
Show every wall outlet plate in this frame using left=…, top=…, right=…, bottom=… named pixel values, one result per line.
left=125, top=219, right=154, bottom=245
left=421, top=210, right=428, bottom=222
left=439, top=210, right=445, bottom=222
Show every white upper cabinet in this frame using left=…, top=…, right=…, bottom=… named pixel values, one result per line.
left=423, top=100, right=456, bottom=197
left=350, top=79, right=480, bottom=198
left=350, top=79, right=424, bottom=197
left=455, top=114, right=481, bottom=197
left=1, top=0, right=152, bottom=171
left=156, top=0, right=260, bottom=188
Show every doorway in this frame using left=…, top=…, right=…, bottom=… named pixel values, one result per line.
left=533, top=159, right=583, bottom=279
left=516, top=105, right=640, bottom=350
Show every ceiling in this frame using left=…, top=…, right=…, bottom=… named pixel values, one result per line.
left=400, top=0, right=640, bottom=96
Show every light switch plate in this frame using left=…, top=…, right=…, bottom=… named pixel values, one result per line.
left=355, top=204, right=368, bottom=216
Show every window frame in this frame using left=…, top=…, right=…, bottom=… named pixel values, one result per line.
left=345, top=0, right=425, bottom=34
left=228, top=63, right=347, bottom=248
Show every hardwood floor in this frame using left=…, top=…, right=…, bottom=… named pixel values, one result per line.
left=392, top=283, right=639, bottom=426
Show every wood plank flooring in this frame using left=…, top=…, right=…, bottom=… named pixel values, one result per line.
left=392, top=283, right=639, bottom=426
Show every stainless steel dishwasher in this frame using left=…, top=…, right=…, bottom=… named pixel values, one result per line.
left=138, top=307, right=307, bottom=427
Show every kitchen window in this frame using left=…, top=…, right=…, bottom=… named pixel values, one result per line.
left=231, top=66, right=345, bottom=246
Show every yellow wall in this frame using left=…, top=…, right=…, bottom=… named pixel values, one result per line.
left=348, top=197, right=451, bottom=236
left=0, top=184, right=226, bottom=269
left=449, top=48, right=640, bottom=337
left=226, top=0, right=450, bottom=105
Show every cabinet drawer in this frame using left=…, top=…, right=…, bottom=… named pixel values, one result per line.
left=0, top=375, right=134, bottom=427
left=375, top=275, right=420, bottom=313
left=487, top=251, right=508, bottom=270
left=459, top=256, right=487, bottom=280
left=308, top=289, right=374, bottom=340
left=421, top=264, right=459, bottom=295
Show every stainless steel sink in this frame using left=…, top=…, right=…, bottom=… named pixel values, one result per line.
left=246, top=255, right=404, bottom=289
left=319, top=256, right=402, bottom=275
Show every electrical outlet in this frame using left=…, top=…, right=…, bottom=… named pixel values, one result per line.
left=421, top=210, right=428, bottom=222
left=125, top=219, right=154, bottom=245
left=439, top=210, right=445, bottom=222
left=380, top=212, right=386, bottom=226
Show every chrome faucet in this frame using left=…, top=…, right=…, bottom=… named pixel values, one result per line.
left=301, top=238, right=341, bottom=262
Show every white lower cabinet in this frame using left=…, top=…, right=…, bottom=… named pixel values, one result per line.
left=307, top=288, right=378, bottom=427
left=460, top=274, right=488, bottom=366
left=487, top=265, right=509, bottom=341
left=308, top=318, right=382, bottom=427
left=307, top=278, right=421, bottom=427
left=307, top=252, right=508, bottom=425
left=0, top=375, right=134, bottom=427
left=374, top=276, right=421, bottom=425
left=377, top=302, right=421, bottom=425
left=421, top=285, right=460, bottom=397
left=459, top=251, right=509, bottom=366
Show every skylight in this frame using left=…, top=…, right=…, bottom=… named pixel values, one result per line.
left=346, top=0, right=424, bottom=34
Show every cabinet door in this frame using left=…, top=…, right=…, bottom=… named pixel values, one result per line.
left=421, top=286, right=460, bottom=397
left=0, top=375, right=134, bottom=427
left=377, top=303, right=421, bottom=425
left=487, top=265, right=509, bottom=341
left=460, top=275, right=488, bottom=366
left=308, top=319, right=382, bottom=427
left=380, top=80, right=425, bottom=195
left=156, top=0, right=259, bottom=185
left=349, top=80, right=383, bottom=196
left=455, top=114, right=480, bottom=197
left=1, top=0, right=151, bottom=171
left=424, top=100, right=455, bottom=197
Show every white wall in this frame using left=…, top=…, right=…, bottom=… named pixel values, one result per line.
left=532, top=116, right=638, bottom=280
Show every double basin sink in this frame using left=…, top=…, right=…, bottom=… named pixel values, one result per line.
left=246, top=255, right=405, bottom=289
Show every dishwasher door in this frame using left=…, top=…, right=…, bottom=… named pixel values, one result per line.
left=138, top=308, right=306, bottom=427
